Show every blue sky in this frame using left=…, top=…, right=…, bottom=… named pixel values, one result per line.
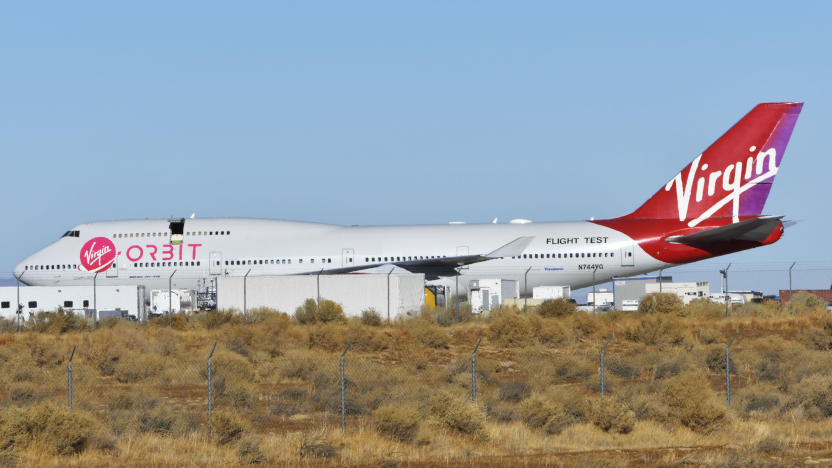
left=1, top=2, right=830, bottom=294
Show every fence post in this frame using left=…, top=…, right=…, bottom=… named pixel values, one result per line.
left=243, top=269, right=251, bottom=323
left=207, top=341, right=217, bottom=416
left=600, top=334, right=613, bottom=397
left=726, top=331, right=738, bottom=406
left=471, top=337, right=482, bottom=402
left=340, top=341, right=353, bottom=434
left=67, top=345, right=76, bottom=411
left=169, top=269, right=177, bottom=328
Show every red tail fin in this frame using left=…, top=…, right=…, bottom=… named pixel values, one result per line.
left=625, top=103, right=802, bottom=226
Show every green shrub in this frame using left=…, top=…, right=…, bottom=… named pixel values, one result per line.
left=592, top=398, right=636, bottom=434
left=537, top=299, right=576, bottom=318
left=374, top=404, right=421, bottom=442
left=294, top=299, right=345, bottom=324
left=638, top=293, right=684, bottom=316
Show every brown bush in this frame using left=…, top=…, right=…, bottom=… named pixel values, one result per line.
left=518, top=394, right=573, bottom=434
left=210, top=410, right=250, bottom=445
left=488, top=311, right=532, bottom=346
left=410, top=321, right=450, bottom=349
left=529, top=315, right=569, bottom=345
left=566, top=312, right=602, bottom=339
left=795, top=374, right=832, bottom=419
left=430, top=392, right=486, bottom=436
left=0, top=403, right=96, bottom=455
left=592, top=398, right=635, bottom=434
left=637, top=293, right=684, bottom=316
left=361, top=308, right=382, bottom=326
left=113, top=353, right=165, bottom=383
left=307, top=322, right=350, bottom=352
left=537, top=298, right=576, bottom=318
left=374, top=403, right=421, bottom=442
left=499, top=380, right=531, bottom=402
left=735, top=384, right=782, bottom=415
left=197, top=310, right=239, bottom=329
left=626, top=314, right=685, bottom=345
left=685, top=298, right=725, bottom=319
left=662, top=372, right=726, bottom=433
left=294, top=299, right=345, bottom=324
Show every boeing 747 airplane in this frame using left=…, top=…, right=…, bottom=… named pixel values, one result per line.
left=13, top=103, right=802, bottom=296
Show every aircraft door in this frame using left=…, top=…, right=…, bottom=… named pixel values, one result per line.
left=209, top=251, right=223, bottom=275
left=106, top=257, right=119, bottom=278
left=342, top=248, right=354, bottom=267
left=620, top=245, right=635, bottom=267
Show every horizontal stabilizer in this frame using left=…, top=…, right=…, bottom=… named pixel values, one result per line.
left=486, top=236, right=535, bottom=258
left=665, top=216, right=783, bottom=245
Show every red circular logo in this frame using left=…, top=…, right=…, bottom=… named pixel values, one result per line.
left=80, top=237, right=117, bottom=272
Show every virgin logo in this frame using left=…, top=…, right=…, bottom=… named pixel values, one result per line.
left=666, top=146, right=778, bottom=227
left=80, top=237, right=117, bottom=272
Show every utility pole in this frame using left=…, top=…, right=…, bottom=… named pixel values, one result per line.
left=523, top=266, right=532, bottom=314
left=93, top=272, right=99, bottom=329
left=169, top=270, right=177, bottom=327
left=591, top=267, right=598, bottom=316
left=720, top=263, right=731, bottom=317
left=788, top=262, right=796, bottom=315
left=15, top=272, right=24, bottom=331
left=243, top=269, right=251, bottom=322
left=387, top=268, right=394, bottom=323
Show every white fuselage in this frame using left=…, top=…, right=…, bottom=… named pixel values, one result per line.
left=14, top=218, right=668, bottom=295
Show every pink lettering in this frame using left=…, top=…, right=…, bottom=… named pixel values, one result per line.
left=147, top=245, right=158, bottom=261
left=126, top=245, right=143, bottom=262
left=188, top=243, right=202, bottom=260
left=162, top=244, right=174, bottom=261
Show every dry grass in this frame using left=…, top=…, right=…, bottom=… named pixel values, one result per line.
left=2, top=300, right=832, bottom=465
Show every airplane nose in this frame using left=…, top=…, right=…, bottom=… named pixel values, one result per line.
left=12, top=261, right=25, bottom=280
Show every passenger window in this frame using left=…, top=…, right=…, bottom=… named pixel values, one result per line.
left=0, top=301, right=8, bottom=308
left=28, top=301, right=37, bottom=308
left=63, top=301, right=73, bottom=308
left=83, top=300, right=89, bottom=307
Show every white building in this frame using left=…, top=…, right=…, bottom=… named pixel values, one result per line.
left=0, top=285, right=142, bottom=320
left=586, top=288, right=614, bottom=308
left=645, top=281, right=710, bottom=305
left=216, top=273, right=425, bottom=318
left=469, top=279, right=519, bottom=314
left=533, top=286, right=571, bottom=300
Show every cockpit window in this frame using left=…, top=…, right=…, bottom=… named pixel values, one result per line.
left=61, top=230, right=80, bottom=238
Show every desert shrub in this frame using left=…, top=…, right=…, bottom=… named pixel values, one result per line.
left=294, top=299, right=345, bottom=324
left=566, top=312, right=602, bottom=339
left=592, top=398, right=636, bottom=434
left=697, top=328, right=721, bottom=344
left=638, top=293, right=684, bottom=316
left=0, top=403, right=96, bottom=455
left=299, top=436, right=339, bottom=459
left=8, top=382, right=43, bottom=405
left=210, top=410, right=249, bottom=445
left=735, top=384, right=781, bottom=415
left=554, top=355, right=595, bottom=382
left=705, top=347, right=736, bottom=374
left=529, top=315, right=569, bottom=345
left=486, top=400, right=518, bottom=422
left=237, top=436, right=267, bottom=464
left=374, top=403, right=421, bottom=442
left=410, top=322, right=450, bottom=349
left=662, top=371, right=726, bottom=433
left=789, top=292, right=826, bottom=315
left=537, top=298, right=576, bottom=318
left=654, top=356, right=689, bottom=380
left=198, top=310, right=239, bottom=329
left=795, top=374, right=832, bottom=419
left=280, top=360, right=318, bottom=381
left=305, top=322, right=348, bottom=351
left=626, top=314, right=685, bottom=345
left=626, top=390, right=671, bottom=423
left=361, top=308, right=382, bottom=326
left=247, top=307, right=283, bottom=323
left=28, top=309, right=90, bottom=333
left=499, top=380, right=531, bottom=402
left=518, top=394, right=573, bottom=434
left=488, top=311, right=532, bottom=346
left=685, top=298, right=725, bottom=319
left=106, top=393, right=159, bottom=412
left=430, top=392, right=486, bottom=436
left=113, top=353, right=165, bottom=383
left=608, top=358, right=641, bottom=379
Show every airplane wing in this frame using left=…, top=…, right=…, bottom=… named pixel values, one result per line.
left=665, top=216, right=783, bottom=245
left=299, top=236, right=534, bottom=280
